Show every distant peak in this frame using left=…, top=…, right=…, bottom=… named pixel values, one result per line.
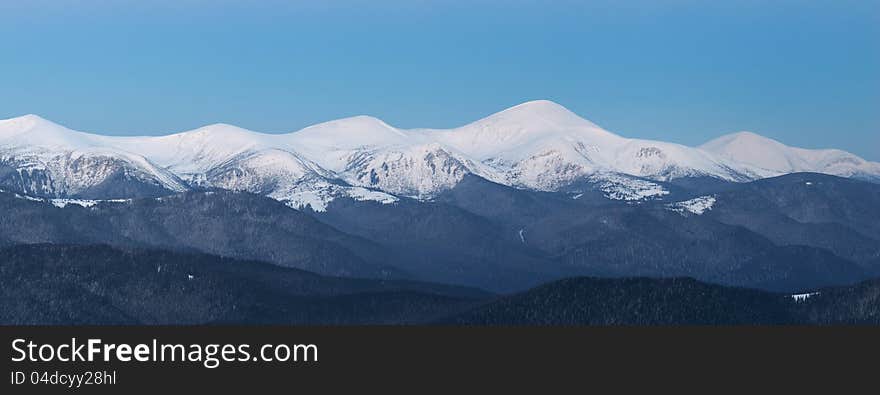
left=497, top=100, right=577, bottom=117
left=509, top=99, right=569, bottom=111
left=2, top=114, right=55, bottom=125
left=467, top=99, right=605, bottom=133
left=727, top=131, right=770, bottom=140
left=16, top=114, right=46, bottom=121
left=181, top=122, right=258, bottom=137
left=701, top=131, right=785, bottom=149
left=0, top=114, right=69, bottom=136
left=297, top=115, right=405, bottom=137
left=311, top=115, right=395, bottom=129
left=197, top=122, right=250, bottom=131
left=203, top=122, right=237, bottom=129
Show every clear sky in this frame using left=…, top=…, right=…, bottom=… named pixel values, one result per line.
left=1, top=0, right=878, bottom=160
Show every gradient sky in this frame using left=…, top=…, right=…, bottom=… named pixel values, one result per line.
left=1, top=0, right=878, bottom=159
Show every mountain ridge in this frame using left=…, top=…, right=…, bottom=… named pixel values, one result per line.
left=702, top=131, right=880, bottom=181
left=3, top=172, right=879, bottom=293
left=3, top=242, right=878, bottom=325
left=2, top=101, right=878, bottom=210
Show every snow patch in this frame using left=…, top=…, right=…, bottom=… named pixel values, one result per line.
left=278, top=185, right=399, bottom=213
left=591, top=174, right=669, bottom=201
left=345, top=187, right=400, bottom=205
left=791, top=292, right=819, bottom=302
left=12, top=193, right=128, bottom=208
left=51, top=198, right=128, bottom=208
left=13, top=193, right=43, bottom=202
left=667, top=195, right=717, bottom=215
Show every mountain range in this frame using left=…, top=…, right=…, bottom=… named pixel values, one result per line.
left=3, top=100, right=878, bottom=211
left=1, top=101, right=879, bottom=321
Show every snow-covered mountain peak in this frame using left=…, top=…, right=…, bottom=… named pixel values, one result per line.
left=0, top=114, right=100, bottom=149
left=701, top=131, right=786, bottom=151
left=148, top=122, right=280, bottom=146
left=701, top=131, right=880, bottom=180
left=297, top=115, right=400, bottom=134
left=491, top=100, right=591, bottom=121
left=0, top=114, right=56, bottom=129
left=155, top=123, right=270, bottom=148
left=284, top=116, right=420, bottom=176
left=185, top=122, right=256, bottom=136
left=463, top=100, right=606, bottom=134
left=107, top=123, right=274, bottom=176
left=290, top=115, right=410, bottom=148
left=700, top=131, right=805, bottom=173
left=0, top=115, right=188, bottom=197
left=429, top=101, right=620, bottom=164
left=1, top=113, right=57, bottom=127
left=1, top=114, right=60, bottom=135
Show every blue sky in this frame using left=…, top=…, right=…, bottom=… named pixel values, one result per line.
left=1, top=0, right=878, bottom=159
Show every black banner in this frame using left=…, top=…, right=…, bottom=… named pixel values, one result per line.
left=1, top=326, right=875, bottom=393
